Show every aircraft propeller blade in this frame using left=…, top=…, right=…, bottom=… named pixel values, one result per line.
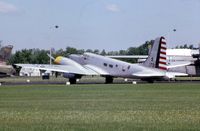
left=47, top=53, right=55, bottom=60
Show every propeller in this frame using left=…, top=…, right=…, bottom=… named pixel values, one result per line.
left=47, top=53, right=58, bottom=77
left=47, top=53, right=55, bottom=61
left=192, top=43, right=200, bottom=66
left=199, top=43, right=200, bottom=57
left=192, top=44, right=200, bottom=59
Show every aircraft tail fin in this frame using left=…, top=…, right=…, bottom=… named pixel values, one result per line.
left=143, top=36, right=167, bottom=71
left=0, top=45, right=13, bottom=63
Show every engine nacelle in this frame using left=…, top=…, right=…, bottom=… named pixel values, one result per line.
left=62, top=73, right=82, bottom=79
left=63, top=73, right=76, bottom=79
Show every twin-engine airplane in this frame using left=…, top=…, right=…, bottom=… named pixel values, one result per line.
left=16, top=36, right=187, bottom=84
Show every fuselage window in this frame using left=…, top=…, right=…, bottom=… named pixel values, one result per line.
left=122, top=69, right=125, bottom=72
left=104, top=63, right=108, bottom=66
left=116, top=64, right=118, bottom=67
left=109, top=64, right=113, bottom=68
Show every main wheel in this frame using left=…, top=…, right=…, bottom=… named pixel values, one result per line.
left=147, top=79, right=154, bottom=83
left=69, top=78, right=77, bottom=84
left=105, top=76, right=114, bottom=84
left=141, top=78, right=154, bottom=83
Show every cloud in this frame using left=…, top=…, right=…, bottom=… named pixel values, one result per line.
left=0, top=1, right=18, bottom=13
left=106, top=4, right=121, bottom=12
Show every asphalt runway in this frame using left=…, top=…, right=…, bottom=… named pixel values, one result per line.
left=1, top=77, right=200, bottom=86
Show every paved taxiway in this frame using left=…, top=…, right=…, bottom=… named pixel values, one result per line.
left=1, top=78, right=200, bottom=86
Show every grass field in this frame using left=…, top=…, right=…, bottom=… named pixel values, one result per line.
left=1, top=84, right=200, bottom=131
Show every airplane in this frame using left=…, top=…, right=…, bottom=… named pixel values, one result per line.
left=0, top=45, right=15, bottom=77
left=169, top=46, right=200, bottom=76
left=15, top=36, right=187, bottom=84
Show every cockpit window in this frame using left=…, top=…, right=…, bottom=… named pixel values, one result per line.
left=104, top=63, right=107, bottom=66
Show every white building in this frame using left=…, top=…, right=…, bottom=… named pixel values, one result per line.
left=167, top=49, right=199, bottom=56
left=167, top=49, right=199, bottom=62
left=20, top=67, right=41, bottom=76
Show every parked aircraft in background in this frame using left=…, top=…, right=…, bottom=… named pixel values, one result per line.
left=0, top=45, right=15, bottom=77
left=16, top=36, right=188, bottom=84
left=169, top=46, right=200, bottom=76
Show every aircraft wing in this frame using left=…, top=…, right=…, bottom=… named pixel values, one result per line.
left=84, top=64, right=109, bottom=75
left=15, top=64, right=99, bottom=75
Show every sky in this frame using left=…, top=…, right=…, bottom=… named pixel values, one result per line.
left=0, top=0, right=200, bottom=51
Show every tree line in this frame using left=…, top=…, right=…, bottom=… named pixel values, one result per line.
left=8, top=41, right=196, bottom=65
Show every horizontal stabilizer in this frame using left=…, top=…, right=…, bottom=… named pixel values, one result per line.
left=166, top=72, right=188, bottom=78
left=132, top=71, right=165, bottom=77
left=167, top=61, right=191, bottom=69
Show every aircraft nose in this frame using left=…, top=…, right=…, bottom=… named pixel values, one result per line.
left=54, top=56, right=63, bottom=64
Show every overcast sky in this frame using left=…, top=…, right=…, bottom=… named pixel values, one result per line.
left=0, top=0, right=200, bottom=51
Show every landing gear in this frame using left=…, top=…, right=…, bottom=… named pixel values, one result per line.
left=105, top=76, right=114, bottom=84
left=146, top=79, right=154, bottom=83
left=69, top=78, right=77, bottom=84
left=65, top=74, right=82, bottom=84
left=141, top=78, right=154, bottom=83
left=55, top=72, right=58, bottom=78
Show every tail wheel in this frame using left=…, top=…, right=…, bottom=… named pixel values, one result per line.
left=105, top=76, right=114, bottom=84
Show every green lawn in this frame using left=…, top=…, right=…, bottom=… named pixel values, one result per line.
left=0, top=84, right=200, bottom=131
